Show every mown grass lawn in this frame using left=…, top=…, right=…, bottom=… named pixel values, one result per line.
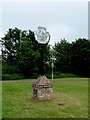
left=2, top=78, right=88, bottom=118
left=0, top=82, right=2, bottom=119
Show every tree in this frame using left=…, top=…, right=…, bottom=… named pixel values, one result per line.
left=16, top=36, right=40, bottom=76
left=1, top=27, right=50, bottom=77
left=54, top=39, right=72, bottom=72
left=71, top=38, right=90, bottom=77
left=1, top=28, right=22, bottom=64
left=1, top=28, right=23, bottom=75
left=54, top=38, right=90, bottom=77
left=1, top=28, right=39, bottom=76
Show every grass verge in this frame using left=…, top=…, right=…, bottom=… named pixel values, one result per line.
left=2, top=78, right=88, bottom=118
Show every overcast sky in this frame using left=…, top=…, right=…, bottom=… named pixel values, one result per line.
left=1, top=1, right=88, bottom=46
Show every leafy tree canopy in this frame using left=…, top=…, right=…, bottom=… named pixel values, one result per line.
left=1, top=27, right=50, bottom=76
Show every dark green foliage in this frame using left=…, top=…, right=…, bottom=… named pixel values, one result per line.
left=1, top=27, right=90, bottom=79
left=1, top=28, right=22, bottom=64
left=16, top=34, right=40, bottom=76
left=71, top=38, right=90, bottom=77
left=2, top=73, right=25, bottom=80
left=54, top=38, right=90, bottom=77
left=1, top=27, right=50, bottom=79
left=2, top=63, right=17, bottom=74
left=54, top=39, right=72, bottom=72
left=46, top=72, right=78, bottom=79
left=37, top=44, right=50, bottom=75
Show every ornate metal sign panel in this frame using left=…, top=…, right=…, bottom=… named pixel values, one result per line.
left=34, top=26, right=50, bottom=44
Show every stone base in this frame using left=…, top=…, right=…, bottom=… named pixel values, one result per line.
left=32, top=76, right=53, bottom=100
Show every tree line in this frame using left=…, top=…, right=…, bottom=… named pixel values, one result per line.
left=1, top=28, right=90, bottom=80
left=54, top=39, right=90, bottom=77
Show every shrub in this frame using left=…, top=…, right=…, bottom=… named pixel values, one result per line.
left=46, top=72, right=79, bottom=79
left=2, top=73, right=25, bottom=80
left=2, top=63, right=18, bottom=74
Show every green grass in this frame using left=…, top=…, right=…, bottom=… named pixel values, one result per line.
left=0, top=82, right=2, bottom=119
left=53, top=77, right=89, bottom=81
left=2, top=78, right=88, bottom=118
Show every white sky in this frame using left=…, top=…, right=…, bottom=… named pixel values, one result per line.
left=0, top=0, right=89, bottom=46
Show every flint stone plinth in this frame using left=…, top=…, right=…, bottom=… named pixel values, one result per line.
left=32, top=76, right=53, bottom=100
